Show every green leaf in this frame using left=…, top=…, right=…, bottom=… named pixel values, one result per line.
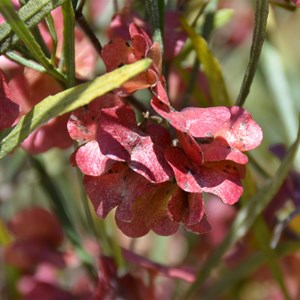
left=0, top=0, right=67, bottom=55
left=0, top=58, right=152, bottom=159
left=5, top=51, right=47, bottom=72
left=236, top=0, right=269, bottom=106
left=184, top=115, right=300, bottom=299
left=180, top=17, right=230, bottom=106
left=0, top=0, right=65, bottom=83
left=45, top=13, right=58, bottom=65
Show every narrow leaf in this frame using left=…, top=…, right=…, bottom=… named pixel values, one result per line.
left=0, top=58, right=152, bottom=159
left=184, top=115, right=300, bottom=299
left=45, top=13, right=58, bottom=65
left=180, top=17, right=230, bottom=106
left=0, top=0, right=67, bottom=54
left=0, top=0, right=65, bottom=82
left=5, top=51, right=47, bottom=72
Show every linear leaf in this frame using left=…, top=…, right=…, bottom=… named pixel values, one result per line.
left=5, top=51, right=47, bottom=72
left=0, top=0, right=67, bottom=54
left=45, top=13, right=58, bottom=65
left=0, top=0, right=65, bottom=82
left=0, top=58, right=152, bottom=159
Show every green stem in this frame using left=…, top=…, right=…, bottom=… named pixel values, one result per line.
left=236, top=0, right=269, bottom=106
